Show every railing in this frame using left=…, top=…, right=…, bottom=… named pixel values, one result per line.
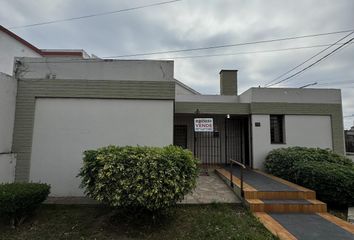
left=229, top=159, right=246, bottom=198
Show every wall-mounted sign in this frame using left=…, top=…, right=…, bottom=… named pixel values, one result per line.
left=194, top=118, right=214, bottom=132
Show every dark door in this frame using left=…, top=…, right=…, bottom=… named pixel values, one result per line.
left=225, top=118, right=249, bottom=166
left=174, top=125, right=188, bottom=149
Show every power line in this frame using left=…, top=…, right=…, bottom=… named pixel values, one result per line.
left=19, top=42, right=354, bottom=64
left=264, top=31, right=354, bottom=87
left=104, top=29, right=354, bottom=58
left=8, top=0, right=183, bottom=29
left=153, top=43, right=354, bottom=60
left=266, top=37, right=354, bottom=87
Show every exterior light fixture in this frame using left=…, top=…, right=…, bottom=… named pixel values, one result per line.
left=226, top=114, right=230, bottom=119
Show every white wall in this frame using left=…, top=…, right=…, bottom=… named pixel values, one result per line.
left=19, top=58, right=174, bottom=81
left=239, top=88, right=341, bottom=104
left=0, top=73, right=17, bottom=182
left=30, top=98, right=174, bottom=196
left=175, top=83, right=196, bottom=95
left=252, top=115, right=333, bottom=169
left=0, top=31, right=41, bottom=75
left=0, top=73, right=17, bottom=152
left=0, top=154, right=16, bottom=183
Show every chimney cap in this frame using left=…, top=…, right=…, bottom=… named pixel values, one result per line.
left=219, top=69, right=238, bottom=74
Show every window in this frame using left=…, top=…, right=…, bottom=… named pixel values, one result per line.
left=270, top=115, right=285, bottom=144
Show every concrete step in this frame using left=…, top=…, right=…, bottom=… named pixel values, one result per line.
left=246, top=199, right=327, bottom=213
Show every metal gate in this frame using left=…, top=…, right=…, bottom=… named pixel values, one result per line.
left=194, top=131, right=221, bottom=166
left=194, top=117, right=222, bottom=166
left=225, top=118, right=245, bottom=164
left=173, top=115, right=248, bottom=167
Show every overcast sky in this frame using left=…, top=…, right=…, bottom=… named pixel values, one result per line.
left=1, top=0, right=353, bottom=128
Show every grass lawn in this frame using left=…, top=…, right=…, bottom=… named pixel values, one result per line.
left=0, top=204, right=276, bottom=240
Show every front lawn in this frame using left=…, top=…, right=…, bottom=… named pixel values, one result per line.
left=0, top=204, right=276, bottom=240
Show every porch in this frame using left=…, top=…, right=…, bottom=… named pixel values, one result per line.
left=174, top=113, right=251, bottom=167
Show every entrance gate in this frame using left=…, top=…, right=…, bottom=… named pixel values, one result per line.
left=173, top=115, right=249, bottom=167
left=194, top=117, right=247, bottom=167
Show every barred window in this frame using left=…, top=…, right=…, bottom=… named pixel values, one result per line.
left=270, top=115, right=285, bottom=144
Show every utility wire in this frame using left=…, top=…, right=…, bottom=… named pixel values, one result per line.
left=8, top=0, right=183, bottom=29
left=153, top=42, right=354, bottom=60
left=19, top=42, right=354, bottom=64
left=266, top=37, right=354, bottom=87
left=105, top=29, right=354, bottom=58
left=264, top=31, right=354, bottom=87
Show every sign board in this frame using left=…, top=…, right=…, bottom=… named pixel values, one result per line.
left=194, top=118, right=214, bottom=132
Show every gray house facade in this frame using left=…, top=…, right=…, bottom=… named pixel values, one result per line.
left=0, top=57, right=345, bottom=196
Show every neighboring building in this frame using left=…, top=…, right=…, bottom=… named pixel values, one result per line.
left=0, top=56, right=345, bottom=196
left=345, top=124, right=354, bottom=153
left=0, top=25, right=90, bottom=75
left=0, top=25, right=91, bottom=183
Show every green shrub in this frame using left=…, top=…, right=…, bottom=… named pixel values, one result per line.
left=265, top=147, right=354, bottom=206
left=0, top=183, right=50, bottom=226
left=78, top=145, right=199, bottom=212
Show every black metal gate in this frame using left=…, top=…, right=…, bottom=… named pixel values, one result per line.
left=174, top=115, right=249, bottom=167
left=194, top=131, right=221, bottom=166
left=193, top=117, right=222, bottom=166
left=225, top=118, right=244, bottom=164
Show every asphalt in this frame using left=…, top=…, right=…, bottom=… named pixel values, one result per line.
left=223, top=165, right=298, bottom=191
left=269, top=213, right=354, bottom=240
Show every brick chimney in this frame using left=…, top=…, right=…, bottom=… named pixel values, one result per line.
left=220, top=70, right=238, bottom=95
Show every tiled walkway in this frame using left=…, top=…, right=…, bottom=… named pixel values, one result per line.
left=180, top=172, right=241, bottom=204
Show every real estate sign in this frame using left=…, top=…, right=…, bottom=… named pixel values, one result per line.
left=194, top=118, right=214, bottom=132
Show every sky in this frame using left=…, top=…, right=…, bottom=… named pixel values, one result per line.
left=1, top=0, right=353, bottom=128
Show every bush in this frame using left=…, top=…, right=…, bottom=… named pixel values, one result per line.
left=78, top=145, right=199, bottom=212
left=265, top=147, right=354, bottom=206
left=0, top=183, right=50, bottom=226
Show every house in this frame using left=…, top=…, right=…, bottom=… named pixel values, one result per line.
left=0, top=25, right=90, bottom=75
left=0, top=55, right=345, bottom=196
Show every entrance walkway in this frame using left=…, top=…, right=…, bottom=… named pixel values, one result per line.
left=216, top=166, right=354, bottom=240
left=180, top=171, right=241, bottom=204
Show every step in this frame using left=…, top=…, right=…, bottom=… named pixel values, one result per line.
left=246, top=199, right=327, bottom=213
left=215, top=168, right=316, bottom=200
left=244, top=190, right=316, bottom=200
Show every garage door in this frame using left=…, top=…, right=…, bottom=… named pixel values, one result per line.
left=30, top=98, right=173, bottom=196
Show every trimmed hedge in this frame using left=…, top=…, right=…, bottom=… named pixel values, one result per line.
left=265, top=147, right=354, bottom=206
left=78, top=145, right=199, bottom=211
left=0, top=183, right=50, bottom=226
